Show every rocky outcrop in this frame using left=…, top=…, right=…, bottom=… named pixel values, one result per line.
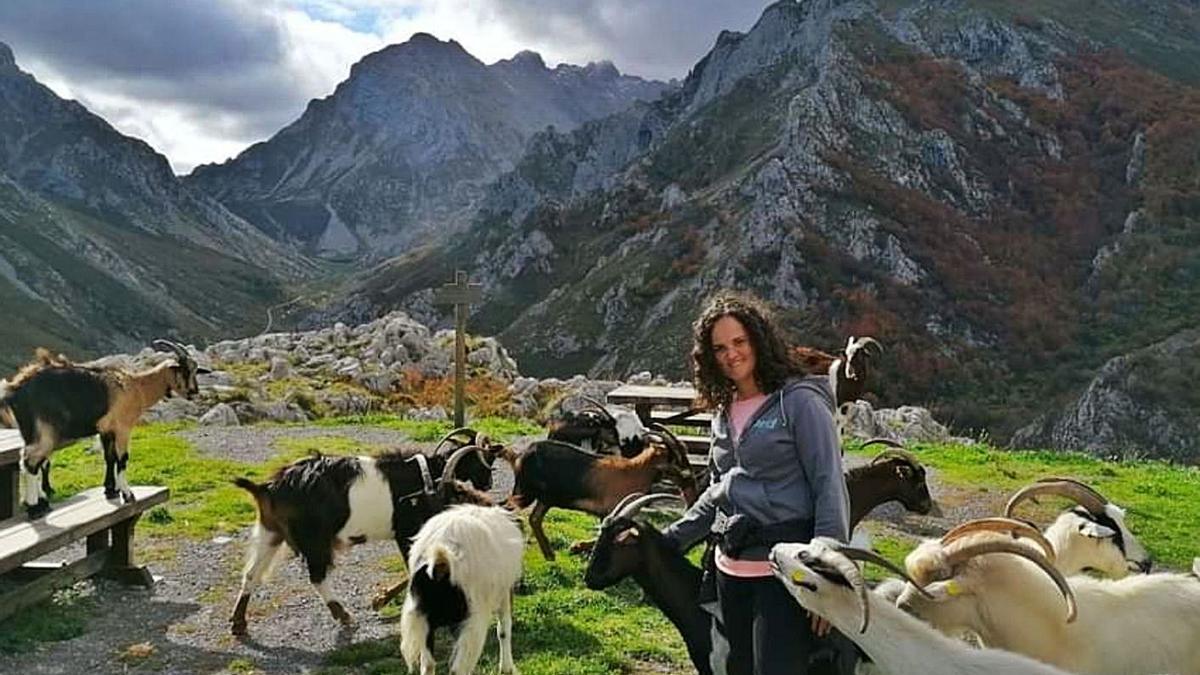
left=1013, top=329, right=1200, bottom=463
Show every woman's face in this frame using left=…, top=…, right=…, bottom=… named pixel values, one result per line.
left=711, top=315, right=757, bottom=393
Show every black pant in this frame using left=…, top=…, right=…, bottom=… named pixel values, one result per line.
left=715, top=570, right=852, bottom=675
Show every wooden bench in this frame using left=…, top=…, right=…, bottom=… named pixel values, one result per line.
left=0, top=429, right=169, bottom=623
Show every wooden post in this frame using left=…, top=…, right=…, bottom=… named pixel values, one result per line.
left=432, top=270, right=483, bottom=428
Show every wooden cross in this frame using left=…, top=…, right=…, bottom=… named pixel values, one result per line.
left=432, top=270, right=483, bottom=427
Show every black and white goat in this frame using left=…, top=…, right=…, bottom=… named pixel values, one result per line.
left=0, top=340, right=208, bottom=518
left=400, top=504, right=525, bottom=675
left=1005, top=477, right=1152, bottom=576
left=546, top=395, right=651, bottom=457
left=505, top=430, right=698, bottom=560
left=793, top=336, right=883, bottom=408
left=228, top=435, right=498, bottom=636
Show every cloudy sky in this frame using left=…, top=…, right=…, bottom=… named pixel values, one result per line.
left=0, top=1, right=773, bottom=175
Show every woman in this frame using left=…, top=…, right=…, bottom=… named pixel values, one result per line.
left=662, top=291, right=851, bottom=675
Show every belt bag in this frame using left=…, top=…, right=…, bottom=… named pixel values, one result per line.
left=718, top=514, right=814, bottom=558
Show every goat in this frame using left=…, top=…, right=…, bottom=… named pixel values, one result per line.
left=584, top=493, right=713, bottom=674
left=546, top=395, right=649, bottom=457
left=505, top=432, right=698, bottom=561
left=1005, top=477, right=1152, bottom=576
left=770, top=538, right=1076, bottom=675
left=846, top=440, right=939, bottom=530
left=583, top=446, right=939, bottom=675
left=896, top=525, right=1200, bottom=675
left=793, top=337, right=883, bottom=408
left=400, top=504, right=524, bottom=675
left=0, top=341, right=208, bottom=518
left=228, top=439, right=497, bottom=636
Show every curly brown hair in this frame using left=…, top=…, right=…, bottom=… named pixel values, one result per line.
left=690, top=291, right=803, bottom=410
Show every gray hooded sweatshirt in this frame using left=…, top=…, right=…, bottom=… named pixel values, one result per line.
left=662, top=375, right=850, bottom=560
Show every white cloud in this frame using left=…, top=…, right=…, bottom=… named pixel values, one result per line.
left=0, top=0, right=771, bottom=174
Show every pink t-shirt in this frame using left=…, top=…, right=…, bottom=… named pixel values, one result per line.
left=717, top=392, right=775, bottom=577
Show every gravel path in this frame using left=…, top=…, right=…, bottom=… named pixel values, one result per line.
left=0, top=432, right=976, bottom=674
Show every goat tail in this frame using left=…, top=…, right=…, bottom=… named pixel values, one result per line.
left=233, top=476, right=265, bottom=496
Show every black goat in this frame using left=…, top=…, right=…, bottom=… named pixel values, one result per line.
left=228, top=429, right=500, bottom=636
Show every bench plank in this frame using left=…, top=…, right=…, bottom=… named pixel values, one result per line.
left=0, top=486, right=169, bottom=576
left=649, top=409, right=713, bottom=427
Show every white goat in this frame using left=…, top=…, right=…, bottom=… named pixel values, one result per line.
left=1006, top=478, right=1152, bottom=577
left=769, top=538, right=1075, bottom=675
left=897, top=529, right=1200, bottom=675
left=400, top=504, right=525, bottom=675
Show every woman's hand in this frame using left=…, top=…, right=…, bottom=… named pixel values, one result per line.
left=808, top=610, right=832, bottom=637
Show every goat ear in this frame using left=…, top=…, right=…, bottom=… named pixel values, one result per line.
left=1078, top=520, right=1117, bottom=539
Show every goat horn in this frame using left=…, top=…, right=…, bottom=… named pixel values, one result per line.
left=832, top=544, right=935, bottom=600
left=152, top=339, right=191, bottom=364
left=854, top=336, right=884, bottom=353
left=647, top=423, right=687, bottom=465
left=602, top=491, right=646, bottom=528
left=1005, top=478, right=1109, bottom=518
left=870, top=448, right=922, bottom=467
left=607, top=492, right=685, bottom=527
left=940, top=517, right=1057, bottom=562
left=861, top=437, right=904, bottom=451
left=433, top=427, right=479, bottom=456
left=943, top=538, right=1077, bottom=623
left=577, top=395, right=617, bottom=424
left=438, top=444, right=484, bottom=492
left=809, top=543, right=872, bottom=633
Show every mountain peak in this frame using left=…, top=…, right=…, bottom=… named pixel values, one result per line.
left=0, top=42, right=15, bottom=71
left=583, top=60, right=620, bottom=79
left=506, top=50, right=547, bottom=71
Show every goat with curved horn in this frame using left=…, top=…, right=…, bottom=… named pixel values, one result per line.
left=1005, top=478, right=1110, bottom=517
left=943, top=539, right=1077, bottom=622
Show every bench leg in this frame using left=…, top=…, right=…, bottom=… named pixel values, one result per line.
left=98, top=514, right=155, bottom=588
left=0, top=465, right=17, bottom=521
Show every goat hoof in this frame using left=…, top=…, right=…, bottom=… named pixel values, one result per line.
left=328, top=601, right=353, bottom=625
left=25, top=499, right=50, bottom=519
left=230, top=620, right=248, bottom=637
left=121, top=491, right=136, bottom=504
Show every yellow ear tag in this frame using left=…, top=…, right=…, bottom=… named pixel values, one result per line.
left=946, top=580, right=962, bottom=596
left=791, top=569, right=806, bottom=584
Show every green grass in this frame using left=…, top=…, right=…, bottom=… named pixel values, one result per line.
left=320, top=510, right=690, bottom=675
